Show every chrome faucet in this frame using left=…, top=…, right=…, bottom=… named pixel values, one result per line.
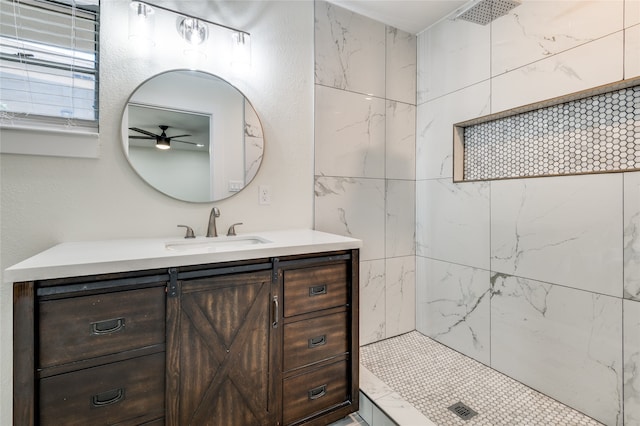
left=206, top=207, right=220, bottom=237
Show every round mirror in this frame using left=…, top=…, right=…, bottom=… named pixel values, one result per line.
left=121, top=70, right=264, bottom=203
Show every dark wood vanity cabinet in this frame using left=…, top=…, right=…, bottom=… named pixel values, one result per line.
left=13, top=249, right=359, bottom=426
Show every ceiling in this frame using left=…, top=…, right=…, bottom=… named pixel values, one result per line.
left=326, top=0, right=468, bottom=35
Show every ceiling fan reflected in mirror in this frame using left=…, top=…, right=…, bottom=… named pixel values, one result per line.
left=128, top=125, right=203, bottom=150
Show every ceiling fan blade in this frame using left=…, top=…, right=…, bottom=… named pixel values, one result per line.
left=173, top=139, right=199, bottom=145
left=168, top=134, right=192, bottom=139
left=128, top=135, right=155, bottom=139
left=129, top=127, right=160, bottom=138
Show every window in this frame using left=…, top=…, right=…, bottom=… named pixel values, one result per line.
left=0, top=0, right=99, bottom=132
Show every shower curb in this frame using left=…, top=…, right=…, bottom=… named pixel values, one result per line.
left=359, top=364, right=437, bottom=426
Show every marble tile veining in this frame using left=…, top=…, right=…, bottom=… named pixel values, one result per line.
left=491, top=173, right=623, bottom=297
left=385, top=180, right=415, bottom=258
left=625, top=172, right=640, bottom=301
left=492, top=32, right=624, bottom=114
left=385, top=101, right=416, bottom=181
left=314, top=0, right=385, bottom=97
left=385, top=27, right=416, bottom=105
left=491, top=1, right=623, bottom=76
left=416, top=179, right=490, bottom=270
left=314, top=176, right=385, bottom=261
left=624, top=299, right=640, bottom=425
left=385, top=256, right=415, bottom=338
left=416, top=82, right=490, bottom=180
left=361, top=331, right=603, bottom=426
left=315, top=85, right=385, bottom=179
left=417, top=18, right=490, bottom=104
left=244, top=102, right=263, bottom=183
left=491, top=275, right=623, bottom=425
left=416, top=258, right=490, bottom=364
left=360, top=259, right=386, bottom=345
left=626, top=24, right=640, bottom=79
left=627, top=0, right=640, bottom=28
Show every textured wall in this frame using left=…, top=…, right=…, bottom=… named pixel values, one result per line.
left=0, top=1, right=313, bottom=423
left=313, top=1, right=417, bottom=345
left=415, top=1, right=640, bottom=424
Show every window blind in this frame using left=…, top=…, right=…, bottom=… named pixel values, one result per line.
left=0, top=0, right=99, bottom=131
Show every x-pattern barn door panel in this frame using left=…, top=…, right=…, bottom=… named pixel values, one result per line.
left=167, top=270, right=278, bottom=426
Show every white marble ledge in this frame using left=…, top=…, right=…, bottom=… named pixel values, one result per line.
left=360, top=364, right=437, bottom=426
left=4, top=229, right=362, bottom=284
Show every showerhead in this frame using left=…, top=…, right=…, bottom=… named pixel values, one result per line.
left=452, top=0, right=521, bottom=25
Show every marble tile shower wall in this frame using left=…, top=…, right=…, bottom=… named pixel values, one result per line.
left=313, top=1, right=417, bottom=345
left=416, top=1, right=640, bottom=425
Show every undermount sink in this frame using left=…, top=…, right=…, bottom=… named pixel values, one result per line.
left=165, top=236, right=272, bottom=252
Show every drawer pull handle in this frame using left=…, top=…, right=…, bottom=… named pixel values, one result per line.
left=308, top=335, right=327, bottom=348
left=308, top=384, right=327, bottom=401
left=90, top=317, right=125, bottom=335
left=309, top=285, right=327, bottom=296
left=91, top=388, right=125, bottom=407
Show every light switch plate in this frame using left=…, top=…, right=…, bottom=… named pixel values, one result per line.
left=228, top=180, right=243, bottom=192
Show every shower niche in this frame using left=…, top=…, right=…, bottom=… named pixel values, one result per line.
left=453, top=77, right=640, bottom=182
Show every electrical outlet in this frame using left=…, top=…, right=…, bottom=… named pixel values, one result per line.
left=259, top=185, right=271, bottom=205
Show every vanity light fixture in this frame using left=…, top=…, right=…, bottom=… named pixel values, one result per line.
left=129, top=1, right=155, bottom=47
left=129, top=0, right=251, bottom=65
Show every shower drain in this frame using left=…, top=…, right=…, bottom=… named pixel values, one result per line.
left=448, top=401, right=478, bottom=420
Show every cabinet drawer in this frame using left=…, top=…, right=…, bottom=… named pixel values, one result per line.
left=283, top=312, right=348, bottom=371
left=39, top=352, right=165, bottom=426
left=39, top=286, right=165, bottom=368
left=283, top=360, right=348, bottom=425
left=283, top=263, right=348, bottom=317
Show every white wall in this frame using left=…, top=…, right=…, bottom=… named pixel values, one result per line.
left=0, top=0, right=314, bottom=423
left=416, top=1, right=640, bottom=424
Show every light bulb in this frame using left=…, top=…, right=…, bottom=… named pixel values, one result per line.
left=178, top=18, right=208, bottom=45
left=129, top=2, right=155, bottom=47
left=231, top=32, right=251, bottom=66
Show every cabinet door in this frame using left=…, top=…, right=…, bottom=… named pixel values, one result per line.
left=166, top=270, right=279, bottom=426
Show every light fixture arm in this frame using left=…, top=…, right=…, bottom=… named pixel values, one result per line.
left=132, top=0, right=250, bottom=38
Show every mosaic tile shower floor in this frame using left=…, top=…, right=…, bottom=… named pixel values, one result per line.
left=360, top=331, right=603, bottom=426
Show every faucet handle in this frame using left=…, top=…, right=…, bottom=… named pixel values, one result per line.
left=227, top=222, right=243, bottom=236
left=177, top=225, right=196, bottom=239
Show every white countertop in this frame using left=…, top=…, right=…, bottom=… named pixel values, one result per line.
left=4, top=229, right=361, bottom=284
